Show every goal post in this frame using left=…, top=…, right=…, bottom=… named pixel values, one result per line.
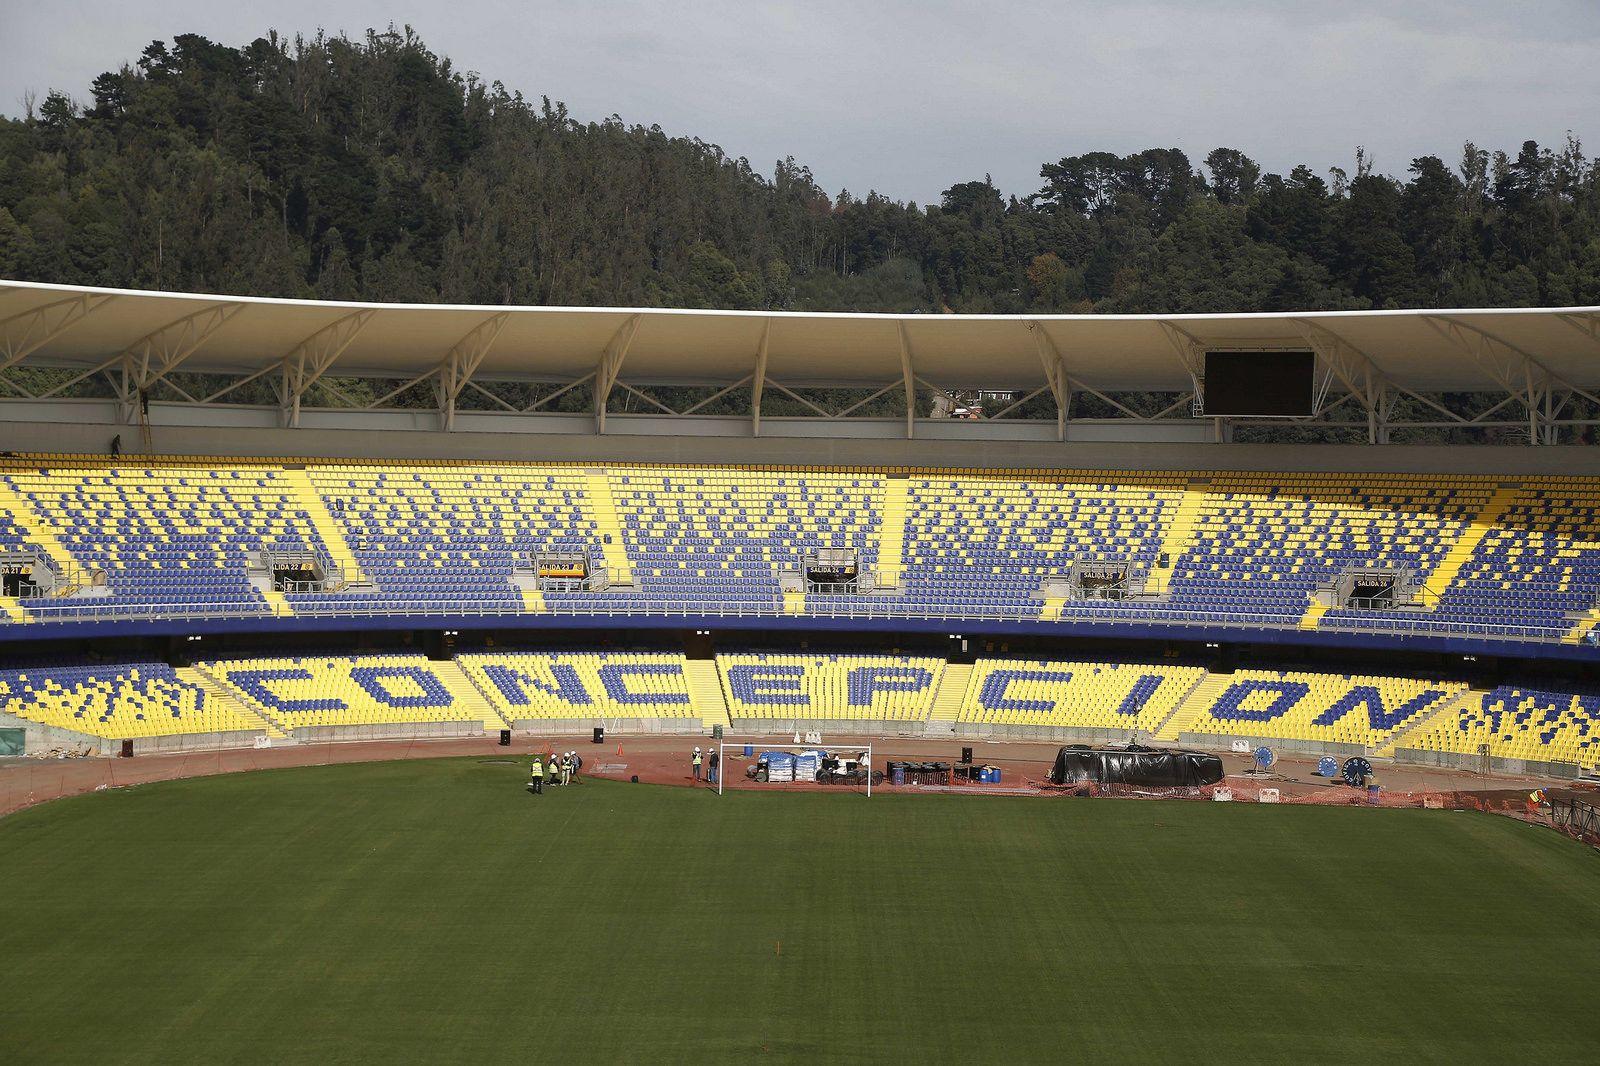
left=716, top=739, right=874, bottom=797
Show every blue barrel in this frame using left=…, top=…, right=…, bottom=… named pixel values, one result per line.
left=743, top=744, right=753, bottom=757
left=892, top=765, right=905, bottom=786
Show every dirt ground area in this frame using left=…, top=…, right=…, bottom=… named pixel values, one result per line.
left=4, top=730, right=1590, bottom=819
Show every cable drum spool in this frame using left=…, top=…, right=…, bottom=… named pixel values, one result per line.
left=1342, top=757, right=1374, bottom=786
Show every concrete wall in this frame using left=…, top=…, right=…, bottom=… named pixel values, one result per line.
left=0, top=708, right=105, bottom=755
left=952, top=723, right=1138, bottom=745
left=1392, top=747, right=1583, bottom=780
left=291, top=721, right=484, bottom=744
left=130, top=729, right=263, bottom=755
left=4, top=412, right=1599, bottom=475
left=508, top=717, right=703, bottom=736
left=0, top=710, right=264, bottom=756
left=1179, top=731, right=1370, bottom=760
left=727, top=718, right=930, bottom=738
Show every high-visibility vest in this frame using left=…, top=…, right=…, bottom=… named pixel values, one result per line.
left=530, top=759, right=544, bottom=778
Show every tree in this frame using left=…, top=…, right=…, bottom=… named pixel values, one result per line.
left=0, top=25, right=1592, bottom=327
left=36, top=90, right=77, bottom=130
left=0, top=207, right=35, bottom=276
left=1024, top=252, right=1076, bottom=309
left=1204, top=148, right=1260, bottom=205
left=1402, top=156, right=1465, bottom=298
left=1335, top=175, right=1422, bottom=307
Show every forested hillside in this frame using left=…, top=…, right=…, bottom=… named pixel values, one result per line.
left=3, top=27, right=1599, bottom=314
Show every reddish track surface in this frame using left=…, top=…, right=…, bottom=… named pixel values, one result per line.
left=3, top=731, right=1582, bottom=818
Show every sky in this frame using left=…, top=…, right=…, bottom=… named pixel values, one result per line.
left=2, top=0, right=1598, bottom=205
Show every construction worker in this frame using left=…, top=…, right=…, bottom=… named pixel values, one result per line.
left=692, top=746, right=703, bottom=781
left=560, top=751, right=573, bottom=786
left=528, top=754, right=545, bottom=795
left=547, top=750, right=560, bottom=785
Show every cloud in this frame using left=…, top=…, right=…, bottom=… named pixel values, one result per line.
left=3, top=0, right=1597, bottom=203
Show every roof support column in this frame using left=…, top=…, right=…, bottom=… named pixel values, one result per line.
left=434, top=313, right=509, bottom=432
left=593, top=314, right=641, bottom=435
left=751, top=319, right=771, bottom=437
left=1158, top=320, right=1218, bottom=436
left=97, top=301, right=246, bottom=425
left=1028, top=321, right=1069, bottom=442
left=278, top=311, right=374, bottom=428
left=1365, top=368, right=1378, bottom=444
left=114, top=360, right=137, bottom=428
left=1374, top=382, right=1393, bottom=445
left=1528, top=359, right=1541, bottom=443
left=1422, top=315, right=1600, bottom=446
left=897, top=321, right=915, bottom=439
left=1295, top=320, right=1393, bottom=445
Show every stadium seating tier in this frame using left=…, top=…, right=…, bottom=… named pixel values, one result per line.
left=0, top=456, right=1596, bottom=649
left=0, top=662, right=261, bottom=739
left=1177, top=669, right=1468, bottom=750
left=1402, top=683, right=1600, bottom=768
left=956, top=659, right=1205, bottom=731
left=2, top=650, right=1595, bottom=770
left=717, top=652, right=945, bottom=720
left=206, top=654, right=480, bottom=730
left=458, top=651, right=697, bottom=720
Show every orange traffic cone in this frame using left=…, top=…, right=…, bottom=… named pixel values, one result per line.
left=615, top=742, right=624, bottom=756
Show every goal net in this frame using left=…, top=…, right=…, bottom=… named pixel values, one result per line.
left=716, top=738, right=877, bottom=796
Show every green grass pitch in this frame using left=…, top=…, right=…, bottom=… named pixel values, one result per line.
left=2, top=758, right=1598, bottom=1063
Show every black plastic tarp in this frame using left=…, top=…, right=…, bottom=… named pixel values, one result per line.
left=1049, top=746, right=1224, bottom=787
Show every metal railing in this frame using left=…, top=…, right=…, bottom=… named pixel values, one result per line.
left=2, top=552, right=109, bottom=597
left=10, top=592, right=1583, bottom=646
left=273, top=577, right=332, bottom=594
left=1339, top=595, right=1423, bottom=612
left=255, top=543, right=348, bottom=593
left=806, top=580, right=866, bottom=595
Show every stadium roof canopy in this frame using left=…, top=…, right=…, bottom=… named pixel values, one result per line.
left=3, top=279, right=1599, bottom=442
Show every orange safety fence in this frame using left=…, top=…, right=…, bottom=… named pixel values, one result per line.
left=1033, top=775, right=1600, bottom=850
left=1037, top=776, right=1556, bottom=812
